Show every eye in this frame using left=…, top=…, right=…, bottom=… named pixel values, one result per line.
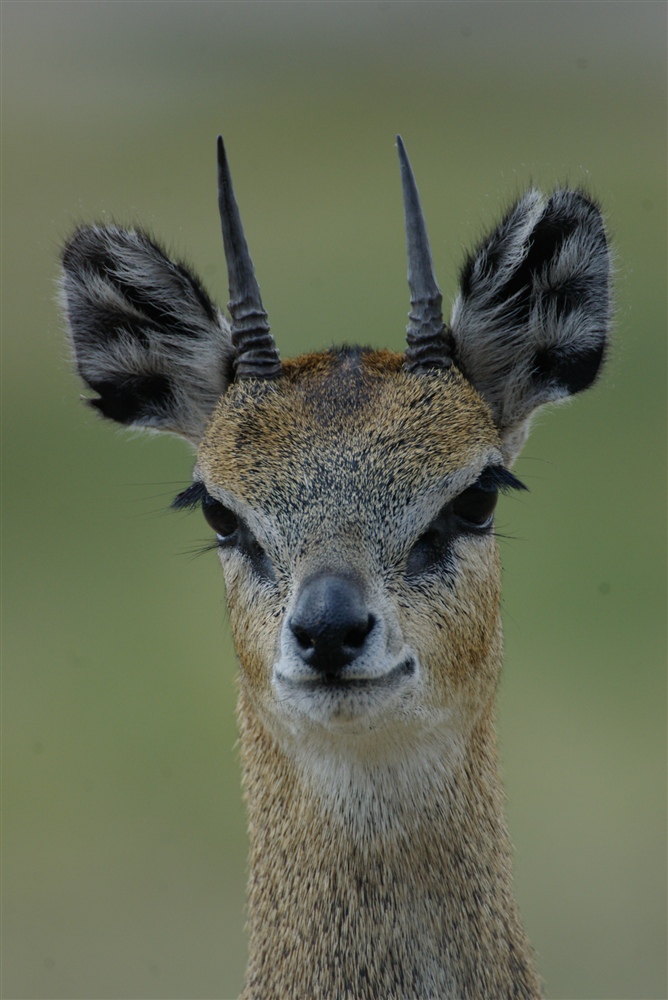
left=202, top=497, right=239, bottom=541
left=406, top=510, right=453, bottom=576
left=452, top=485, right=498, bottom=529
left=201, top=497, right=275, bottom=581
left=406, top=480, right=503, bottom=577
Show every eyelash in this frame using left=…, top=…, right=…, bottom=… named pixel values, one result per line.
left=404, top=465, right=527, bottom=576
left=171, top=465, right=527, bottom=577
left=171, top=481, right=209, bottom=511
left=171, top=467, right=526, bottom=511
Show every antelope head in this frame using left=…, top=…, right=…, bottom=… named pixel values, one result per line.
left=61, top=137, right=610, bottom=752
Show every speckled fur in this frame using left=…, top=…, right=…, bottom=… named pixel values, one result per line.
left=196, top=351, right=542, bottom=998
left=61, top=166, right=612, bottom=999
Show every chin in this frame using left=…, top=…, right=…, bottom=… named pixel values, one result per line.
left=272, top=655, right=420, bottom=730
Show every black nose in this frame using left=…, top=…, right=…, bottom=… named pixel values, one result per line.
left=289, top=574, right=375, bottom=677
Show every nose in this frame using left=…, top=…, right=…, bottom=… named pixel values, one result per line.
left=288, top=574, right=375, bottom=677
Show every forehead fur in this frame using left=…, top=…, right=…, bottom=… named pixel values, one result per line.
left=198, top=347, right=500, bottom=513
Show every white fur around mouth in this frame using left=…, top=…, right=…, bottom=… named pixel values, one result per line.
left=273, top=657, right=419, bottom=724
left=276, top=656, right=416, bottom=690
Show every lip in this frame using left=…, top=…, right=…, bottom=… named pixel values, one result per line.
left=275, top=656, right=416, bottom=692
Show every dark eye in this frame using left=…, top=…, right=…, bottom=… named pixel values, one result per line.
left=406, top=486, right=499, bottom=577
left=202, top=497, right=239, bottom=540
left=452, top=485, right=498, bottom=529
left=406, top=511, right=453, bottom=576
left=201, top=498, right=274, bottom=581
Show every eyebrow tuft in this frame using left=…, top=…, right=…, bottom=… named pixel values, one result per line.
left=171, top=480, right=209, bottom=510
left=475, top=465, right=528, bottom=494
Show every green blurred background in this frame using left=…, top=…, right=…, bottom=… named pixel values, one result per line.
left=2, top=3, right=666, bottom=998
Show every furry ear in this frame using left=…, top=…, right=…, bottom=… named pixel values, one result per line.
left=61, top=225, right=234, bottom=444
left=449, top=189, right=611, bottom=463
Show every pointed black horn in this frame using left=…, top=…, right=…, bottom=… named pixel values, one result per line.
left=217, top=136, right=281, bottom=380
left=397, top=136, right=453, bottom=373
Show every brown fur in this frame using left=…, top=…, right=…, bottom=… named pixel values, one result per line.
left=62, top=173, right=611, bottom=997
left=239, top=698, right=540, bottom=1000
left=195, top=350, right=542, bottom=998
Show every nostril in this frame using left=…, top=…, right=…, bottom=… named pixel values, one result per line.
left=293, top=627, right=315, bottom=651
left=344, top=614, right=375, bottom=650
left=288, top=574, right=374, bottom=675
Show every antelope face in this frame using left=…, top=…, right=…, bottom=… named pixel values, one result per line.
left=61, top=135, right=610, bottom=746
left=190, top=349, right=521, bottom=736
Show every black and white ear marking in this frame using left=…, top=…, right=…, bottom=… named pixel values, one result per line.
left=450, top=189, right=612, bottom=462
left=61, top=225, right=234, bottom=443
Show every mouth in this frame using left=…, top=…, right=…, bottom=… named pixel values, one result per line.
left=273, top=656, right=419, bottom=724
left=284, top=657, right=417, bottom=691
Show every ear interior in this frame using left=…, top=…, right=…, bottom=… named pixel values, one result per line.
left=449, top=189, right=611, bottom=462
left=61, top=225, right=235, bottom=443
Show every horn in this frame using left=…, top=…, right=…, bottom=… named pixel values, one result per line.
left=397, top=135, right=453, bottom=372
left=217, top=136, right=281, bottom=380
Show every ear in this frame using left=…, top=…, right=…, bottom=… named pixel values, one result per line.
left=60, top=225, right=234, bottom=444
left=449, top=189, right=612, bottom=463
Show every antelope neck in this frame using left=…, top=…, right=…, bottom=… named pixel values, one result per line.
left=237, top=690, right=541, bottom=1000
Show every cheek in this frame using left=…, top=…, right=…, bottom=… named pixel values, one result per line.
left=396, top=542, right=502, bottom=706
left=220, top=556, right=285, bottom=695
